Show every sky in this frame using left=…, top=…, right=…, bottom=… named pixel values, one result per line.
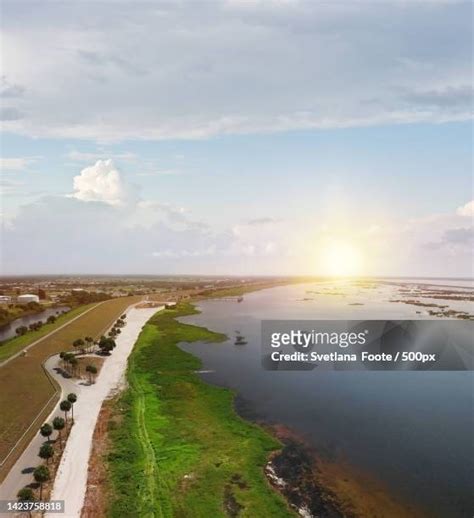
left=0, top=0, right=473, bottom=277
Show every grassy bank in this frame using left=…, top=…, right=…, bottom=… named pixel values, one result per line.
left=197, top=280, right=305, bottom=300
left=107, top=302, right=293, bottom=517
left=0, top=303, right=97, bottom=363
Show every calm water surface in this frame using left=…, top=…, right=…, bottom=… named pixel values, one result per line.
left=0, top=306, right=70, bottom=342
left=180, top=282, right=474, bottom=518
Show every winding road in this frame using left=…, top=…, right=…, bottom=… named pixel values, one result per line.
left=47, top=305, right=161, bottom=518
left=0, top=304, right=162, bottom=518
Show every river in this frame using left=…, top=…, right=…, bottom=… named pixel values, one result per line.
left=180, top=280, right=474, bottom=518
left=0, top=306, right=70, bottom=342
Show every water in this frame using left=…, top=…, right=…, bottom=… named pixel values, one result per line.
left=180, top=282, right=474, bottom=518
left=0, top=306, right=70, bottom=342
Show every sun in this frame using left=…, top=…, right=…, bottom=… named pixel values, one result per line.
left=320, top=240, right=363, bottom=277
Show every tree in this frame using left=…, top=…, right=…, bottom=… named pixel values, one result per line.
left=15, top=326, right=28, bottom=336
left=39, top=423, right=53, bottom=442
left=63, top=352, right=74, bottom=363
left=69, top=356, right=79, bottom=377
left=33, top=465, right=50, bottom=500
left=29, top=322, right=42, bottom=332
left=60, top=400, right=72, bottom=422
left=17, top=487, right=35, bottom=501
left=121, top=314, right=126, bottom=319
left=86, top=364, right=97, bottom=384
left=73, top=338, right=85, bottom=353
left=17, top=487, right=35, bottom=517
left=99, top=337, right=116, bottom=355
left=46, top=315, right=56, bottom=324
left=53, top=417, right=65, bottom=447
left=60, top=352, right=74, bottom=375
left=85, top=336, right=94, bottom=353
left=38, top=443, right=54, bottom=464
left=67, top=393, right=77, bottom=422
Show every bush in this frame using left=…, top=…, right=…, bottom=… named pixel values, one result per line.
left=15, top=326, right=28, bottom=336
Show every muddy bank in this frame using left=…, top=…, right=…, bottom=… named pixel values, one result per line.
left=265, top=435, right=342, bottom=517
left=265, top=425, right=427, bottom=518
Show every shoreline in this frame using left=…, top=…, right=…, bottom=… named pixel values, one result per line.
left=85, top=302, right=292, bottom=517
left=82, top=300, right=423, bottom=518
left=263, top=425, right=426, bottom=518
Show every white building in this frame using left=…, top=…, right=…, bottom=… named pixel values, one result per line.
left=17, top=294, right=40, bottom=304
left=0, top=296, right=12, bottom=304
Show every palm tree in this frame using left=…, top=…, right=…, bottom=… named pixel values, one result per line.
left=85, top=336, right=94, bottom=353
left=99, top=337, right=116, bottom=355
left=33, top=465, right=50, bottom=500
left=73, top=338, right=85, bottom=353
left=86, top=364, right=97, bottom=384
left=53, top=417, right=65, bottom=447
left=62, top=352, right=74, bottom=374
left=60, top=400, right=72, bottom=422
left=17, top=487, right=35, bottom=501
left=67, top=393, right=77, bottom=422
left=17, top=487, right=35, bottom=517
left=69, top=357, right=79, bottom=377
left=38, top=443, right=54, bottom=464
left=39, top=423, right=53, bottom=442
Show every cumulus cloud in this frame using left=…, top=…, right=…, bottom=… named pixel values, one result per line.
left=2, top=186, right=473, bottom=276
left=69, top=159, right=129, bottom=206
left=456, top=200, right=474, bottom=217
left=0, top=195, right=234, bottom=274
left=1, top=1, right=472, bottom=140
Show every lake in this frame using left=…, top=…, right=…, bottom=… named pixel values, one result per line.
left=180, top=280, right=474, bottom=518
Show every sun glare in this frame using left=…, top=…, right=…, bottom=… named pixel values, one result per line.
left=320, top=240, right=363, bottom=277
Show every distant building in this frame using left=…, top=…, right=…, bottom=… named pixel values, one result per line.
left=0, top=295, right=12, bottom=304
left=71, top=288, right=85, bottom=293
left=17, top=294, right=40, bottom=304
left=165, top=301, right=177, bottom=309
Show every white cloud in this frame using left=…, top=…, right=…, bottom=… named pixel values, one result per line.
left=67, top=150, right=136, bottom=162
left=456, top=200, right=474, bottom=217
left=69, top=159, right=129, bottom=206
left=1, top=195, right=233, bottom=274
left=0, top=157, right=36, bottom=171
left=1, top=1, right=472, bottom=141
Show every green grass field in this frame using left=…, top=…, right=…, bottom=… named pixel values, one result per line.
left=0, top=296, right=142, bottom=480
left=0, top=303, right=97, bottom=363
left=107, top=303, right=293, bottom=518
